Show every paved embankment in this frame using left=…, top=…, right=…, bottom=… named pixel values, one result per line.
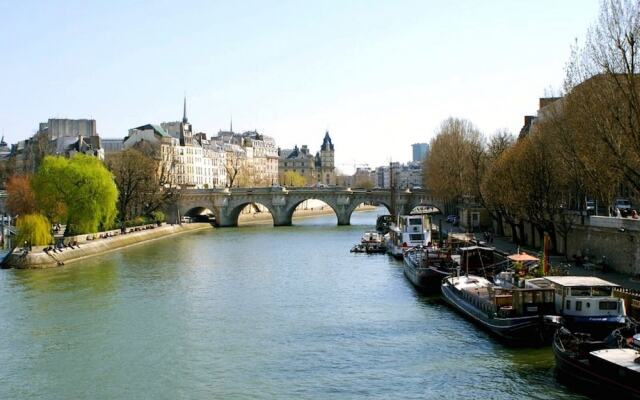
left=7, top=223, right=213, bottom=269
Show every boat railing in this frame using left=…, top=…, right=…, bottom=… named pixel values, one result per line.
left=459, top=287, right=497, bottom=316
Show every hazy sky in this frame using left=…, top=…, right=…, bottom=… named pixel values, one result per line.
left=0, top=0, right=600, bottom=171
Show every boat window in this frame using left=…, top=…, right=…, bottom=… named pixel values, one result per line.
left=409, top=218, right=422, bottom=225
left=545, top=291, right=554, bottom=302
left=592, top=287, right=612, bottom=296
left=599, top=301, right=619, bottom=311
left=410, top=234, right=424, bottom=241
left=524, top=293, right=533, bottom=303
left=571, top=287, right=591, bottom=296
left=575, top=301, right=582, bottom=311
left=566, top=300, right=571, bottom=310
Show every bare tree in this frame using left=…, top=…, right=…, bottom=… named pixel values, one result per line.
left=564, top=0, right=640, bottom=198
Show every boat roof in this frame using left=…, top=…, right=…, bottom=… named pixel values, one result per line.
left=448, top=274, right=492, bottom=290
left=543, top=276, right=619, bottom=287
left=590, top=349, right=640, bottom=372
left=459, top=245, right=494, bottom=252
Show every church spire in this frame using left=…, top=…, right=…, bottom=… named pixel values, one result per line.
left=182, top=96, right=188, bottom=124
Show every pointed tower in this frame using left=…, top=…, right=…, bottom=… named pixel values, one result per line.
left=319, top=131, right=335, bottom=184
left=180, top=97, right=193, bottom=146
left=182, top=96, right=188, bottom=124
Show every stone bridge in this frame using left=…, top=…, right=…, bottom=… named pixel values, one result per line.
left=174, top=187, right=443, bottom=227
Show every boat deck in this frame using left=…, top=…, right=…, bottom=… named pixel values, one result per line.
left=591, top=348, right=640, bottom=372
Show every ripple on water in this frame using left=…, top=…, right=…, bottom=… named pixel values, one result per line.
left=0, top=210, right=587, bottom=399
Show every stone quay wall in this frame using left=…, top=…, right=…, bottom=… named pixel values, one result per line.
left=566, top=217, right=640, bottom=276
left=7, top=223, right=213, bottom=269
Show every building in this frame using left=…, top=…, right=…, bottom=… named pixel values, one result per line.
left=412, top=143, right=429, bottom=163
left=38, top=118, right=97, bottom=140
left=210, top=129, right=279, bottom=187
left=279, top=131, right=336, bottom=185
left=123, top=99, right=278, bottom=189
left=124, top=110, right=227, bottom=189
left=101, top=138, right=125, bottom=154
left=376, top=161, right=423, bottom=189
left=8, top=118, right=104, bottom=174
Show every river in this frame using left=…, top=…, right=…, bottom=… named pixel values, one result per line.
left=0, top=209, right=586, bottom=399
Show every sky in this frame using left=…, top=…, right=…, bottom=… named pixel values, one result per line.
left=0, top=0, right=601, bottom=172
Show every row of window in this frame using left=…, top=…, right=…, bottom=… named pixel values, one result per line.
left=565, top=299, right=619, bottom=311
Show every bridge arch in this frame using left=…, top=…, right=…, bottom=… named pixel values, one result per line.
left=283, top=197, right=340, bottom=226
left=222, top=201, right=277, bottom=227
left=342, top=200, right=392, bottom=226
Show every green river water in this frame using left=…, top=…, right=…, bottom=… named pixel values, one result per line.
left=0, top=209, right=588, bottom=399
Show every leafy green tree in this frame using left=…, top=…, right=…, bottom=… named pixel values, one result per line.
left=280, top=171, right=307, bottom=187
left=16, top=214, right=53, bottom=246
left=33, top=154, right=118, bottom=235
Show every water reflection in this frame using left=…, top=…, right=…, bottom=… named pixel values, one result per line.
left=0, top=209, right=586, bottom=399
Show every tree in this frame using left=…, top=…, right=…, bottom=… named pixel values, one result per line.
left=225, top=149, right=245, bottom=188
left=16, top=214, right=53, bottom=246
left=130, top=140, right=180, bottom=216
left=281, top=171, right=307, bottom=187
left=563, top=0, right=640, bottom=198
left=106, top=148, right=157, bottom=228
left=32, top=154, right=118, bottom=235
left=6, top=175, right=37, bottom=216
left=423, top=117, right=483, bottom=203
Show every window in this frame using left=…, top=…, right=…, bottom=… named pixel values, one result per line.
left=409, top=218, right=422, bottom=225
left=599, top=301, right=619, bottom=311
left=566, top=300, right=571, bottom=310
left=575, top=301, right=582, bottom=311
left=571, top=287, right=591, bottom=296
left=592, top=287, right=612, bottom=296
left=409, top=234, right=424, bottom=241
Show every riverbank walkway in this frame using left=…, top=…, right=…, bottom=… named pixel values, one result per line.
left=469, top=232, right=640, bottom=291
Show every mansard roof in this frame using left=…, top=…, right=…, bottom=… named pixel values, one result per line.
left=133, top=124, right=170, bottom=137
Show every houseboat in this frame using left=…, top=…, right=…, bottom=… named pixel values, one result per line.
left=350, top=231, right=386, bottom=254
left=526, top=276, right=627, bottom=338
left=441, top=273, right=557, bottom=344
left=553, top=325, right=640, bottom=398
left=403, top=246, right=456, bottom=292
left=385, top=215, right=431, bottom=259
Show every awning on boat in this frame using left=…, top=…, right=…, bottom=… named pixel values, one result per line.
left=507, top=253, right=538, bottom=262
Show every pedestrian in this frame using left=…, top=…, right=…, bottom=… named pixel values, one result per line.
left=616, top=207, right=622, bottom=218
left=632, top=210, right=639, bottom=220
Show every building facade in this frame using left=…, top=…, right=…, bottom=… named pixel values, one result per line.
left=279, top=131, right=336, bottom=185
left=123, top=99, right=277, bottom=189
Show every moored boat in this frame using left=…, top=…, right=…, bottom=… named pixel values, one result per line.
left=526, top=276, right=627, bottom=338
left=385, top=215, right=431, bottom=259
left=553, top=325, right=640, bottom=398
left=351, top=231, right=387, bottom=254
left=441, top=274, right=557, bottom=344
left=403, top=246, right=456, bottom=292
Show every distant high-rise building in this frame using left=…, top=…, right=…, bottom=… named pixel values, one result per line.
left=412, top=143, right=429, bottom=163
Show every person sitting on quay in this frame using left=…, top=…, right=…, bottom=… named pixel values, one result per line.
left=632, top=210, right=639, bottom=220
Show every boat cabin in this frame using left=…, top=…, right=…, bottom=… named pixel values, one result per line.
left=388, top=215, right=431, bottom=248
left=492, top=286, right=556, bottom=318
left=525, top=276, right=626, bottom=324
left=457, top=245, right=495, bottom=273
